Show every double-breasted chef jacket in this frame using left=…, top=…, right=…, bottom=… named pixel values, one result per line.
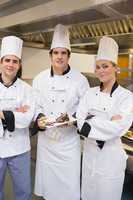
left=33, top=67, right=89, bottom=200
left=0, top=75, right=35, bottom=158
left=76, top=82, right=133, bottom=200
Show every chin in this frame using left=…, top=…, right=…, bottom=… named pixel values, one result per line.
left=99, top=78, right=105, bottom=82
left=99, top=77, right=108, bottom=82
left=6, top=71, right=16, bottom=77
left=57, top=65, right=64, bottom=69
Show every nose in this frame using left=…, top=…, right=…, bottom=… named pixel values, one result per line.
left=57, top=52, right=62, bottom=59
left=95, top=67, right=104, bottom=75
left=99, top=67, right=104, bottom=73
left=8, top=60, right=14, bottom=66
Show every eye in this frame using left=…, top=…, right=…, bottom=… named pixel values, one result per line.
left=95, top=65, right=101, bottom=70
left=4, top=58, right=10, bottom=63
left=102, top=64, right=109, bottom=69
left=13, top=60, right=19, bottom=64
left=61, top=51, right=67, bottom=55
left=53, top=51, right=58, bottom=55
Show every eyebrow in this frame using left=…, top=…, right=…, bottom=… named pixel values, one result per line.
left=53, top=50, right=67, bottom=54
left=4, top=58, right=19, bottom=62
left=96, top=63, right=109, bottom=67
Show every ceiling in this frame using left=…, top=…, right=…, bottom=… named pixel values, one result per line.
left=0, top=0, right=133, bottom=54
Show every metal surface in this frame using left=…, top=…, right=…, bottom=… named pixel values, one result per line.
left=0, top=0, right=51, bottom=17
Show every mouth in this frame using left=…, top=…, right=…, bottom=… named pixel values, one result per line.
left=56, top=60, right=63, bottom=64
left=56, top=61, right=65, bottom=68
left=7, top=68, right=13, bottom=71
left=6, top=67, right=15, bottom=73
left=99, top=74, right=106, bottom=78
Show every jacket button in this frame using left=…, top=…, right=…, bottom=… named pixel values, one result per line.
left=52, top=99, right=55, bottom=103
left=51, top=112, right=53, bottom=115
left=9, top=134, right=12, bottom=137
left=103, top=108, right=106, bottom=110
left=61, top=99, right=64, bottom=102
left=51, top=86, right=55, bottom=89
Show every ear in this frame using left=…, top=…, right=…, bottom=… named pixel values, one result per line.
left=116, top=66, right=120, bottom=74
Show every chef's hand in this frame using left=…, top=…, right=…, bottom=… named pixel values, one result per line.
left=111, top=115, right=122, bottom=121
left=0, top=111, right=4, bottom=119
left=16, top=105, right=30, bottom=113
left=37, top=116, right=47, bottom=129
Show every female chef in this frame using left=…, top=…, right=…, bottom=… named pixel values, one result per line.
left=76, top=36, right=133, bottom=200
left=32, top=24, right=89, bottom=200
left=0, top=36, right=35, bottom=200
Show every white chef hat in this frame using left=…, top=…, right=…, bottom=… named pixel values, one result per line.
left=50, top=24, right=71, bottom=51
left=96, top=36, right=118, bottom=64
left=1, top=36, right=23, bottom=59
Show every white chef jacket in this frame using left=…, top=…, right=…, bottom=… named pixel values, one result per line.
left=33, top=67, right=89, bottom=200
left=0, top=78, right=35, bottom=158
left=76, top=83, right=133, bottom=200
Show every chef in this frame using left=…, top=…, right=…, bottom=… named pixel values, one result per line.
left=32, top=24, right=89, bottom=200
left=0, top=36, right=35, bottom=200
left=76, top=36, right=133, bottom=200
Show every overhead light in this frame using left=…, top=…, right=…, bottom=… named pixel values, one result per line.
left=71, top=42, right=96, bottom=47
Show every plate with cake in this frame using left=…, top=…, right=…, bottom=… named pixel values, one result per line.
left=45, top=113, right=77, bottom=128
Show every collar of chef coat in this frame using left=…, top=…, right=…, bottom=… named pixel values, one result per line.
left=50, top=65, right=70, bottom=77
left=0, top=73, right=18, bottom=88
left=100, top=81, right=119, bottom=97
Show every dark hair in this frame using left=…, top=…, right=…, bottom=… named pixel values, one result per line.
left=16, top=64, right=22, bottom=78
left=49, top=49, right=71, bottom=57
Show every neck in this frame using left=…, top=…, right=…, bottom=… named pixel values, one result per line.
left=1, top=73, right=14, bottom=86
left=53, top=65, right=69, bottom=75
left=102, top=78, right=116, bottom=93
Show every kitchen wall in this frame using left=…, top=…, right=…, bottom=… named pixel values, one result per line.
left=22, top=47, right=95, bottom=80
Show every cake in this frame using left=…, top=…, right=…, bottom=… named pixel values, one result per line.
left=56, top=113, right=69, bottom=123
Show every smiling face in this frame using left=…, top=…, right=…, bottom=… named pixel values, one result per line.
left=50, top=47, right=70, bottom=71
left=1, top=55, right=21, bottom=80
left=95, top=59, right=117, bottom=83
